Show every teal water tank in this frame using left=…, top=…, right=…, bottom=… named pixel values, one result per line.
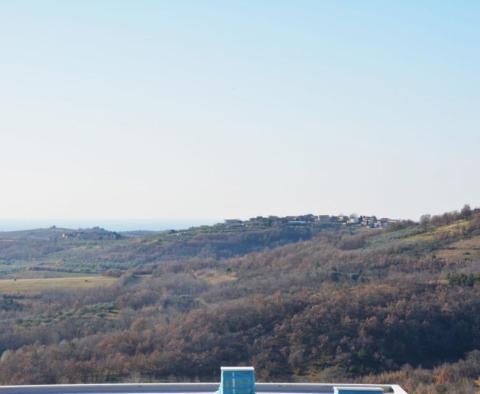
left=218, top=367, right=255, bottom=394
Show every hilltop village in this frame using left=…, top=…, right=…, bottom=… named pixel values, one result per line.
left=49, top=214, right=398, bottom=243
left=221, top=214, right=398, bottom=229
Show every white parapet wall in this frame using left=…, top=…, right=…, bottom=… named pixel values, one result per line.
left=0, top=383, right=407, bottom=394
left=334, top=386, right=384, bottom=394
left=256, top=383, right=407, bottom=394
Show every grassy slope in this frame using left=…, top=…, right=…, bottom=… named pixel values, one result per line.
left=0, top=276, right=117, bottom=294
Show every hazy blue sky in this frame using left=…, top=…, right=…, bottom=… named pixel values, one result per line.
left=1, top=0, right=479, bottom=223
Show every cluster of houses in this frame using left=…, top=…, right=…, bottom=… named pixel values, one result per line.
left=223, top=214, right=397, bottom=229
left=60, top=227, right=122, bottom=240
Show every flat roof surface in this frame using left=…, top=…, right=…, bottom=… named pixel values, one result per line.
left=0, top=383, right=407, bottom=394
left=1, top=391, right=329, bottom=394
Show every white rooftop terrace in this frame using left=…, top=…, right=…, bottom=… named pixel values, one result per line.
left=0, top=382, right=407, bottom=394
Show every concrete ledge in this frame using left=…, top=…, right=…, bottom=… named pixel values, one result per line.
left=0, top=383, right=218, bottom=394
left=257, top=384, right=406, bottom=394
left=0, top=383, right=407, bottom=394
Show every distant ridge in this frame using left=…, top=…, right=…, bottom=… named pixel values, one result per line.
left=0, top=219, right=218, bottom=232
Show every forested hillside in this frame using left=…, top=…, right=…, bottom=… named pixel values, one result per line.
left=1, top=206, right=480, bottom=393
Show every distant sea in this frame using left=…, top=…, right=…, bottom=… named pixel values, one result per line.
left=0, top=219, right=220, bottom=232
